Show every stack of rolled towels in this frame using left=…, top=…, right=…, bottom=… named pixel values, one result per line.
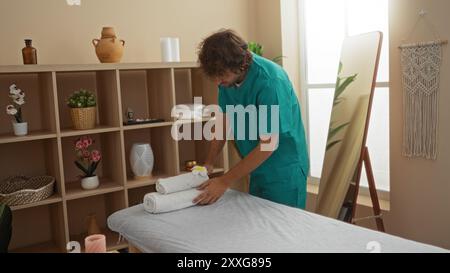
left=143, top=166, right=209, bottom=213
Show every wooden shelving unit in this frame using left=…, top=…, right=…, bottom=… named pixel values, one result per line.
left=0, top=62, right=230, bottom=253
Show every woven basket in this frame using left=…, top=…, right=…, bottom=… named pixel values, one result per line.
left=0, top=175, right=55, bottom=206
left=70, top=107, right=96, bottom=130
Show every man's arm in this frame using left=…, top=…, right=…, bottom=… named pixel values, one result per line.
left=203, top=111, right=229, bottom=173
left=221, top=134, right=278, bottom=184
left=204, top=138, right=226, bottom=174
left=194, top=134, right=279, bottom=205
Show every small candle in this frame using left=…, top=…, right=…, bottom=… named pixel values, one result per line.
left=85, top=234, right=106, bottom=253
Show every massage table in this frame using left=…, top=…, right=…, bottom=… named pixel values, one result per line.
left=107, top=189, right=447, bottom=253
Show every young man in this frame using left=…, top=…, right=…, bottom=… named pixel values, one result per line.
left=193, top=29, right=309, bottom=209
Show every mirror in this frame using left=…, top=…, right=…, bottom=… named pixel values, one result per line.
left=315, top=32, right=382, bottom=219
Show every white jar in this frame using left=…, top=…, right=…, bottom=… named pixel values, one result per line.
left=12, top=121, right=28, bottom=136
left=81, top=175, right=100, bottom=190
left=130, top=143, right=154, bottom=179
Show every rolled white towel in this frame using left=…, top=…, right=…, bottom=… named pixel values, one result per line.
left=156, top=168, right=209, bottom=194
left=143, top=189, right=202, bottom=213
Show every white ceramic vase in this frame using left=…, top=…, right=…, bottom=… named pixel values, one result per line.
left=130, top=143, right=154, bottom=179
left=12, top=121, right=28, bottom=136
left=81, top=175, right=100, bottom=190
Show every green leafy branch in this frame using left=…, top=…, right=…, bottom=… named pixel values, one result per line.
left=326, top=62, right=358, bottom=151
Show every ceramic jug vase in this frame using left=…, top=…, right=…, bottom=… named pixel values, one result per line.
left=92, top=27, right=125, bottom=63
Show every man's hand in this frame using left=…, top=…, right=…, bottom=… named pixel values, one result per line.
left=193, top=176, right=230, bottom=205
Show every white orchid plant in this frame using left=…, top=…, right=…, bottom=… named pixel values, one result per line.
left=6, top=84, right=26, bottom=123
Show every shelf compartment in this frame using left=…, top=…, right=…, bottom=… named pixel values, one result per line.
left=123, top=126, right=178, bottom=186
left=174, top=68, right=193, bottom=105
left=178, top=139, right=224, bottom=172
left=191, top=68, right=218, bottom=106
left=55, top=70, right=121, bottom=130
left=0, top=138, right=63, bottom=198
left=127, top=185, right=155, bottom=207
left=66, top=191, right=127, bottom=252
left=60, top=131, right=125, bottom=198
left=176, top=121, right=226, bottom=173
left=0, top=72, right=57, bottom=137
left=119, top=69, right=175, bottom=124
left=9, top=202, right=66, bottom=253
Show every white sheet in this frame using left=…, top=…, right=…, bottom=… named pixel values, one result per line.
left=107, top=189, right=447, bottom=253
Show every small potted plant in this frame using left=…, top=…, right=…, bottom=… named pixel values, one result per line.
left=74, top=136, right=102, bottom=190
left=6, top=84, right=27, bottom=136
left=67, top=89, right=97, bottom=130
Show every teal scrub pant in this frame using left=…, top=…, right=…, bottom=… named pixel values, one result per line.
left=249, top=166, right=307, bottom=209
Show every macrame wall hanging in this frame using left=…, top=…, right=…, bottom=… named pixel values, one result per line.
left=399, top=10, right=448, bottom=160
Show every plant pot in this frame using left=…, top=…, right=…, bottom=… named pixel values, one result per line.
left=92, top=27, right=125, bottom=63
left=130, top=143, right=154, bottom=179
left=81, top=175, right=99, bottom=190
left=70, top=107, right=96, bottom=130
left=12, top=121, right=28, bottom=136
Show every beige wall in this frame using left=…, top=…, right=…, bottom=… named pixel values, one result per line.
left=248, top=0, right=282, bottom=61
left=0, top=0, right=252, bottom=65
left=388, top=0, right=450, bottom=249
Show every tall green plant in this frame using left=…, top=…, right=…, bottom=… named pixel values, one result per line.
left=326, top=62, right=358, bottom=151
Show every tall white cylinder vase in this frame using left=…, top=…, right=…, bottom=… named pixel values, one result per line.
left=130, top=143, right=154, bottom=179
left=160, top=37, right=180, bottom=62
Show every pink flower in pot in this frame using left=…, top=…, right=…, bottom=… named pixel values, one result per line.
left=73, top=136, right=102, bottom=190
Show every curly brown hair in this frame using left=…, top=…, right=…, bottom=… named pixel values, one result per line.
left=198, top=29, right=252, bottom=78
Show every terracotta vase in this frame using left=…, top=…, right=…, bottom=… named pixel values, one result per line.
left=92, top=27, right=125, bottom=63
left=86, top=213, right=102, bottom=236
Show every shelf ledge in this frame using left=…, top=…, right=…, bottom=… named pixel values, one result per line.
left=0, top=131, right=57, bottom=144
left=60, top=126, right=121, bottom=137
left=10, top=194, right=63, bottom=211
left=65, top=180, right=124, bottom=201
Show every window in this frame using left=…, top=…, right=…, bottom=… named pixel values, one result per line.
left=299, top=0, right=390, bottom=191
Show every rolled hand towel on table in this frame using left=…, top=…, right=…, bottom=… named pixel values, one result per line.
left=156, top=166, right=209, bottom=194
left=143, top=188, right=202, bottom=213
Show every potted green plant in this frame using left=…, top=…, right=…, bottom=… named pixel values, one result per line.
left=67, top=89, right=97, bottom=130
left=74, top=136, right=102, bottom=190
left=5, top=84, right=27, bottom=136
left=248, top=41, right=284, bottom=65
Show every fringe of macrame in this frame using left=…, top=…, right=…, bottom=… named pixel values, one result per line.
left=401, top=43, right=442, bottom=160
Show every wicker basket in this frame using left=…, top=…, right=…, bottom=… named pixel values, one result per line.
left=70, top=107, right=96, bottom=130
left=0, top=175, right=55, bottom=206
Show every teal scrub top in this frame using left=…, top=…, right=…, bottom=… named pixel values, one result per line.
left=218, top=53, right=309, bottom=208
